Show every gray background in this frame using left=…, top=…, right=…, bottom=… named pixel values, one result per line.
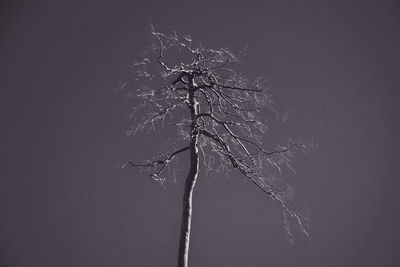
left=1, top=0, right=399, bottom=266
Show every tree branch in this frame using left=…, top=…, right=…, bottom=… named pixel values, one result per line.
left=119, top=146, right=190, bottom=181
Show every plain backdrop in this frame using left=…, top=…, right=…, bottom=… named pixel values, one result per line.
left=1, top=0, right=400, bottom=266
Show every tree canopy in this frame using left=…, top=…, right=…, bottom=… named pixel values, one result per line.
left=120, top=26, right=313, bottom=247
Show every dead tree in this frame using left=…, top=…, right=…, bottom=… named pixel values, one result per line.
left=120, top=26, right=311, bottom=267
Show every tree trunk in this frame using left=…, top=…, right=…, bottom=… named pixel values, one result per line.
left=178, top=87, right=199, bottom=267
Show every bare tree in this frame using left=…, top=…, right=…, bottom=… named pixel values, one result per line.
left=119, top=26, right=312, bottom=267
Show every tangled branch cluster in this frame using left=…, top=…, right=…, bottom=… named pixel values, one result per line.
left=119, top=26, right=314, bottom=241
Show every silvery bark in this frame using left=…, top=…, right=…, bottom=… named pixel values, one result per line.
left=178, top=88, right=199, bottom=267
